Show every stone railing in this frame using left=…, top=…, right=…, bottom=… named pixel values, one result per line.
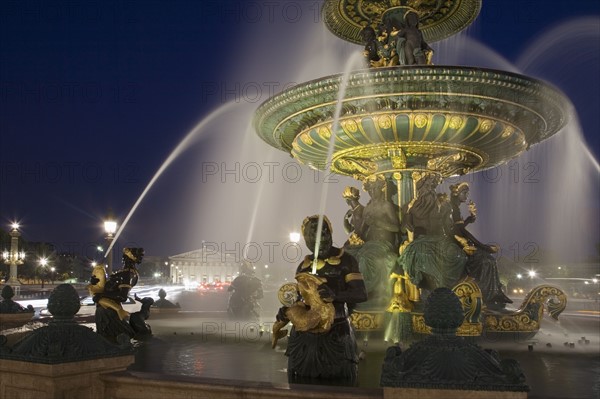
left=101, top=371, right=527, bottom=399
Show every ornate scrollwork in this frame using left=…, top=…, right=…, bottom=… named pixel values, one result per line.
left=334, top=158, right=379, bottom=177
left=330, top=141, right=485, bottom=179
left=411, top=313, right=431, bottom=334
left=453, top=280, right=483, bottom=323
left=389, top=148, right=407, bottom=169
left=350, top=284, right=567, bottom=337
left=484, top=285, right=567, bottom=333
left=350, top=311, right=385, bottom=331
left=427, top=153, right=476, bottom=176
left=277, top=282, right=299, bottom=307
left=322, top=0, right=482, bottom=44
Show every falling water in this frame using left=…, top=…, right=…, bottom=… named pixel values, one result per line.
left=435, top=18, right=600, bottom=264
left=516, top=16, right=600, bottom=173
left=243, top=146, right=277, bottom=260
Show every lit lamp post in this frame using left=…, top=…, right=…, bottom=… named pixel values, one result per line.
left=2, top=223, right=25, bottom=286
left=289, top=232, right=301, bottom=243
left=104, top=217, right=117, bottom=275
left=527, top=270, right=537, bottom=290
left=39, top=257, right=48, bottom=288
left=285, top=232, right=301, bottom=282
left=528, top=270, right=537, bottom=279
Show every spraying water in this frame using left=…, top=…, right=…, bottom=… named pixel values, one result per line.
left=516, top=16, right=600, bottom=173
left=311, top=51, right=366, bottom=274
left=104, top=101, right=240, bottom=259
left=428, top=17, right=600, bottom=264
left=243, top=147, right=277, bottom=260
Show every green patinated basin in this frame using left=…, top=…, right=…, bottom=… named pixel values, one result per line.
left=253, top=66, right=571, bottom=178
left=322, top=0, right=482, bottom=45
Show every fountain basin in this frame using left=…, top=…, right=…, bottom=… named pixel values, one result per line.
left=322, top=0, right=482, bottom=44
left=254, top=66, right=571, bottom=179
left=323, top=0, right=481, bottom=44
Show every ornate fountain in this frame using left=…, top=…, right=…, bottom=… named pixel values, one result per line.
left=254, top=0, right=568, bottom=340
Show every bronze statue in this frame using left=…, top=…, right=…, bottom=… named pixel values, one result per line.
left=87, top=247, right=153, bottom=341
left=362, top=11, right=433, bottom=68
left=153, top=288, right=180, bottom=309
left=271, top=272, right=335, bottom=346
left=387, top=174, right=466, bottom=343
left=0, top=285, right=34, bottom=314
left=273, top=215, right=367, bottom=384
left=402, top=174, right=450, bottom=239
left=398, top=178, right=511, bottom=310
left=343, top=177, right=399, bottom=310
left=449, top=183, right=512, bottom=309
left=391, top=11, right=433, bottom=65
left=129, top=293, right=154, bottom=336
left=387, top=174, right=448, bottom=342
left=342, top=186, right=365, bottom=245
left=360, top=26, right=382, bottom=68
left=227, top=261, right=263, bottom=320
left=362, top=176, right=401, bottom=245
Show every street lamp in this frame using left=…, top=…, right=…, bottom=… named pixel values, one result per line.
left=289, top=232, right=301, bottom=243
left=38, top=257, right=48, bottom=288
left=2, top=223, right=25, bottom=286
left=104, top=215, right=118, bottom=275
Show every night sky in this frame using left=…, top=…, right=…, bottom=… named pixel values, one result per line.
left=1, top=1, right=599, bottom=263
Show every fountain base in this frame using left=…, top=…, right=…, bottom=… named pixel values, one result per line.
left=351, top=283, right=567, bottom=341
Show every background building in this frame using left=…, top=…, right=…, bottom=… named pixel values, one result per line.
left=168, top=249, right=240, bottom=285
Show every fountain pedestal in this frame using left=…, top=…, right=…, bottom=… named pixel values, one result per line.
left=0, top=284, right=134, bottom=399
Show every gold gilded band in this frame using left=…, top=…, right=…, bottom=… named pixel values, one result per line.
left=345, top=273, right=364, bottom=282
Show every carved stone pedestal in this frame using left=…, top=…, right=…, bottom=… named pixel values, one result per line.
left=0, top=284, right=135, bottom=399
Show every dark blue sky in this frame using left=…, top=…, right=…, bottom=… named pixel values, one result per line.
left=0, top=1, right=599, bottom=260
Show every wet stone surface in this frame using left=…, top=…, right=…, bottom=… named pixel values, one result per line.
left=129, top=312, right=600, bottom=399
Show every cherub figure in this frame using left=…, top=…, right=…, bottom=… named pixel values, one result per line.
left=393, top=11, right=433, bottom=65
